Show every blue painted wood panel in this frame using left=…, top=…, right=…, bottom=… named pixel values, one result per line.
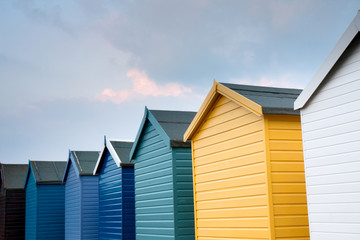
left=81, top=175, right=99, bottom=239
left=25, top=173, right=37, bottom=240
left=37, top=184, right=65, bottom=240
left=173, top=148, right=195, bottom=240
left=122, top=167, right=135, bottom=240
left=65, top=161, right=81, bottom=239
left=134, top=121, right=175, bottom=240
left=99, top=150, right=123, bottom=239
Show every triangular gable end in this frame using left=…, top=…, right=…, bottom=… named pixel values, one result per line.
left=184, top=80, right=263, bottom=141
left=63, top=150, right=80, bottom=182
left=24, top=160, right=34, bottom=189
left=129, top=107, right=171, bottom=161
left=94, top=139, right=134, bottom=174
left=295, top=11, right=360, bottom=109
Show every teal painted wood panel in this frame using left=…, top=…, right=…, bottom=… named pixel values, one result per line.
left=135, top=121, right=175, bottom=240
left=25, top=173, right=37, bottom=240
left=173, top=148, right=195, bottom=240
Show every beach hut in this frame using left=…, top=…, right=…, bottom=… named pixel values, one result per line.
left=0, top=163, right=28, bottom=240
left=63, top=150, right=100, bottom=240
left=93, top=138, right=135, bottom=239
left=294, top=11, right=360, bottom=240
left=184, top=81, right=308, bottom=240
left=130, top=108, right=196, bottom=240
left=24, top=160, right=66, bottom=240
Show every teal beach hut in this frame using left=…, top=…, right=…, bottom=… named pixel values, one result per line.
left=130, top=108, right=196, bottom=240
left=63, top=150, right=100, bottom=240
left=24, top=160, right=67, bottom=240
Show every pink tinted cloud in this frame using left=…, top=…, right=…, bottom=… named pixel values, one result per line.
left=97, top=68, right=192, bottom=104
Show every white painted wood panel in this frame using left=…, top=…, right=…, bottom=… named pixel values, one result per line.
left=300, top=35, right=360, bottom=239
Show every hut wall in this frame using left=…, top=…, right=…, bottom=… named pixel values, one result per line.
left=37, top=184, right=65, bottom=240
left=81, top=175, right=99, bottom=239
left=98, top=150, right=123, bottom=239
left=300, top=35, right=360, bottom=239
left=25, top=173, right=37, bottom=240
left=266, top=114, right=309, bottom=239
left=65, top=161, right=81, bottom=239
left=121, top=167, right=135, bottom=240
left=134, top=120, right=175, bottom=239
left=172, top=147, right=195, bottom=239
left=5, top=190, right=26, bottom=239
left=191, top=96, right=269, bottom=239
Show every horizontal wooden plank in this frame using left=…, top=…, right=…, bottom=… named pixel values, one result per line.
left=195, top=131, right=264, bottom=158
left=196, top=195, right=268, bottom=210
left=272, top=183, right=307, bottom=194
left=271, top=173, right=306, bottom=183
left=271, top=162, right=305, bottom=172
left=274, top=215, right=309, bottom=227
left=196, top=173, right=266, bottom=192
left=269, top=129, right=302, bottom=140
left=196, top=184, right=267, bottom=201
left=194, top=142, right=265, bottom=167
left=197, top=206, right=268, bottom=219
left=273, top=205, right=308, bottom=216
left=196, top=162, right=266, bottom=184
left=197, top=217, right=269, bottom=228
left=197, top=227, right=268, bottom=238
left=194, top=120, right=264, bottom=150
left=275, top=226, right=309, bottom=238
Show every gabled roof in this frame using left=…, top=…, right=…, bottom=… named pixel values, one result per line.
left=93, top=139, right=134, bottom=174
left=0, top=164, right=28, bottom=190
left=295, top=11, right=360, bottom=109
left=184, top=81, right=302, bottom=141
left=63, top=150, right=100, bottom=181
left=25, top=160, right=67, bottom=186
left=129, top=107, right=196, bottom=160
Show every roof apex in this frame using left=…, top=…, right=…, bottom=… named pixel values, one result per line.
left=295, top=11, right=360, bottom=109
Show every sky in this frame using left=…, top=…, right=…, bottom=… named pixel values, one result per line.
left=1, top=0, right=360, bottom=164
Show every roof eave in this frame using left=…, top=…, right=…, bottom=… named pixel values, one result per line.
left=295, top=11, right=360, bottom=110
left=184, top=80, right=263, bottom=141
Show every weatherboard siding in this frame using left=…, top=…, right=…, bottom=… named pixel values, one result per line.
left=121, top=167, right=135, bottom=240
left=300, top=35, right=360, bottom=240
left=173, top=148, right=195, bottom=240
left=266, top=114, right=309, bottom=239
left=81, top=175, right=99, bottom=239
left=37, top=184, right=65, bottom=240
left=65, top=162, right=81, bottom=240
left=25, top=173, right=37, bottom=240
left=192, top=96, right=269, bottom=239
left=99, top=150, right=123, bottom=239
left=135, top=121, right=175, bottom=239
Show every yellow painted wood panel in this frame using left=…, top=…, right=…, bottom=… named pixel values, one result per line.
left=192, top=96, right=270, bottom=239
left=198, top=228, right=268, bottom=239
left=198, top=218, right=269, bottom=228
left=196, top=195, right=268, bottom=210
left=196, top=174, right=266, bottom=192
left=194, top=120, right=264, bottom=149
left=266, top=114, right=309, bottom=240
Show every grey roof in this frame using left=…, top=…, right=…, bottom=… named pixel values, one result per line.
left=109, top=141, right=133, bottom=165
left=30, top=161, right=67, bottom=184
left=71, top=151, right=100, bottom=175
left=149, top=109, right=197, bottom=146
left=221, top=83, right=302, bottom=115
left=1, top=164, right=28, bottom=189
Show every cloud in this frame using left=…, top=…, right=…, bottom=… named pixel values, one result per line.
left=96, top=68, right=192, bottom=104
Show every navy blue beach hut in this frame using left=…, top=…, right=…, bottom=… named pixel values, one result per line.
left=130, top=108, right=196, bottom=240
left=0, top=163, right=28, bottom=240
left=93, top=138, right=135, bottom=239
left=24, top=160, right=66, bottom=240
left=63, top=150, right=100, bottom=240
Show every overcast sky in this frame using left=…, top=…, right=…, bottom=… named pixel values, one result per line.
left=1, top=0, right=360, bottom=164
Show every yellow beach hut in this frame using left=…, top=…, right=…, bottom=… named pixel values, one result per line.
left=184, top=81, right=309, bottom=240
